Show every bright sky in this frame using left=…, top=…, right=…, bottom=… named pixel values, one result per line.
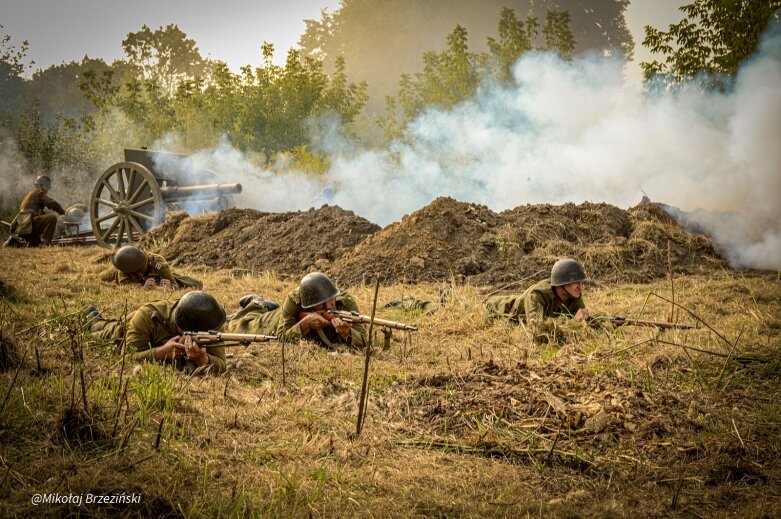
left=1, top=0, right=686, bottom=79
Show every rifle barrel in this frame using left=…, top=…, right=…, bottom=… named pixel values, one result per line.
left=592, top=316, right=697, bottom=330
left=326, top=310, right=418, bottom=331
left=184, top=331, right=277, bottom=347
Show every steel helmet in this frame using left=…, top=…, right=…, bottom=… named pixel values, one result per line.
left=550, top=259, right=587, bottom=286
left=299, top=272, right=339, bottom=309
left=63, top=204, right=87, bottom=225
left=173, top=291, right=226, bottom=332
left=112, top=246, right=147, bottom=274
left=34, top=175, right=52, bottom=190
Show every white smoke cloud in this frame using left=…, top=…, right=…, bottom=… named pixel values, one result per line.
left=151, top=23, right=781, bottom=271
left=0, top=133, right=29, bottom=214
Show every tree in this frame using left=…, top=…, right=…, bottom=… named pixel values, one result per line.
left=384, top=8, right=575, bottom=134
left=299, top=0, right=632, bottom=111
left=642, top=0, right=781, bottom=82
left=0, top=24, right=32, bottom=117
left=121, top=24, right=209, bottom=96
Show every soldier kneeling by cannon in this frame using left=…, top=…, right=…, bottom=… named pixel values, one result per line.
left=3, top=175, right=65, bottom=247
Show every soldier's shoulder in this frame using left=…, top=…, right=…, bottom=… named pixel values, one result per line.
left=147, top=252, right=168, bottom=271
left=527, top=279, right=554, bottom=299
left=286, top=287, right=302, bottom=304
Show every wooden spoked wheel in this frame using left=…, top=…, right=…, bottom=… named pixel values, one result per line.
left=89, top=162, right=164, bottom=248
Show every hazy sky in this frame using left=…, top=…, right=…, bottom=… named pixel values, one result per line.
left=1, top=0, right=686, bottom=79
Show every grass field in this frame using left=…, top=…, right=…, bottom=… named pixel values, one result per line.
left=1, top=245, right=780, bottom=518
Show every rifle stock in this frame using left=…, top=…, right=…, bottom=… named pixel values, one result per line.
left=297, top=309, right=418, bottom=331
left=183, top=331, right=278, bottom=348
left=590, top=316, right=698, bottom=330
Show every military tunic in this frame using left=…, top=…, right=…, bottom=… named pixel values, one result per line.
left=484, top=279, right=585, bottom=323
left=18, top=189, right=65, bottom=242
left=227, top=288, right=368, bottom=348
left=89, top=298, right=226, bottom=373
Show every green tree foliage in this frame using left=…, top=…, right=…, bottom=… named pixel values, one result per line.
left=385, top=8, right=574, bottom=137
left=642, top=0, right=781, bottom=82
left=299, top=0, right=632, bottom=111
left=121, top=24, right=210, bottom=97
left=397, top=25, right=479, bottom=119
left=0, top=24, right=32, bottom=117
left=27, top=59, right=110, bottom=121
left=10, top=103, right=92, bottom=172
left=1, top=27, right=97, bottom=175
left=88, top=39, right=368, bottom=158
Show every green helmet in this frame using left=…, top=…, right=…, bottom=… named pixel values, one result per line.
left=299, top=272, right=339, bottom=309
left=550, top=259, right=587, bottom=286
left=112, top=246, right=147, bottom=273
left=173, top=291, right=226, bottom=332
left=34, top=175, right=52, bottom=190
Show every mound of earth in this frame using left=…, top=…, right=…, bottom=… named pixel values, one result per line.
left=140, top=206, right=380, bottom=276
left=139, top=197, right=728, bottom=286
left=330, top=197, right=728, bottom=286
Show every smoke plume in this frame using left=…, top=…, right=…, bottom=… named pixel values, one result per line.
left=154, top=24, right=781, bottom=271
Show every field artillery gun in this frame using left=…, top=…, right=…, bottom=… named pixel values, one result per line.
left=90, top=149, right=241, bottom=248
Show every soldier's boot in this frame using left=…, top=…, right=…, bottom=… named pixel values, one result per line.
left=82, top=306, right=104, bottom=331
left=382, top=296, right=417, bottom=309
left=239, top=295, right=280, bottom=311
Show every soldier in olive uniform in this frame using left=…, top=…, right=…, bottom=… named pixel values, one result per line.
left=87, top=291, right=226, bottom=373
left=9, top=175, right=65, bottom=246
left=101, top=245, right=202, bottom=290
left=484, top=258, right=590, bottom=325
left=227, top=272, right=368, bottom=349
left=383, top=259, right=590, bottom=336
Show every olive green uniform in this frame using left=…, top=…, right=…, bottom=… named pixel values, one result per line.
left=484, top=279, right=585, bottom=323
left=17, top=189, right=65, bottom=243
left=89, top=298, right=226, bottom=373
left=227, top=288, right=368, bottom=348
left=100, top=252, right=202, bottom=289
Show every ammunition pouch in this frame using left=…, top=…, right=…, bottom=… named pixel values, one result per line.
left=11, top=212, right=33, bottom=236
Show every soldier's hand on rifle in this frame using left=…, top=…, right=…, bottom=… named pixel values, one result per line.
left=155, top=335, right=186, bottom=362
left=182, top=334, right=209, bottom=367
left=160, top=278, right=172, bottom=290
left=575, top=308, right=590, bottom=323
left=298, top=311, right=331, bottom=336
left=143, top=278, right=157, bottom=289
left=331, top=317, right=352, bottom=339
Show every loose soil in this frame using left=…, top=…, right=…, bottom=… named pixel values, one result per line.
left=141, top=197, right=729, bottom=287
left=140, top=205, right=380, bottom=278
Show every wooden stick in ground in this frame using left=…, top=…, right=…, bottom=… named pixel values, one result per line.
left=667, top=240, right=676, bottom=323
left=356, top=276, right=381, bottom=438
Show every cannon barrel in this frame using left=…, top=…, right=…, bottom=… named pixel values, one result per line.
left=159, top=183, right=242, bottom=201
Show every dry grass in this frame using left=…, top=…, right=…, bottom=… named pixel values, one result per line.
left=0, top=245, right=780, bottom=518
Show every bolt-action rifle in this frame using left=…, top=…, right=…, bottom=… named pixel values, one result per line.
left=182, top=331, right=278, bottom=348
left=298, top=309, right=418, bottom=331
left=590, top=316, right=699, bottom=330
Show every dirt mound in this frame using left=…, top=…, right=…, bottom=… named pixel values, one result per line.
left=141, top=206, right=380, bottom=277
left=332, top=197, right=501, bottom=285
left=139, top=197, right=728, bottom=286
left=330, top=197, right=728, bottom=286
